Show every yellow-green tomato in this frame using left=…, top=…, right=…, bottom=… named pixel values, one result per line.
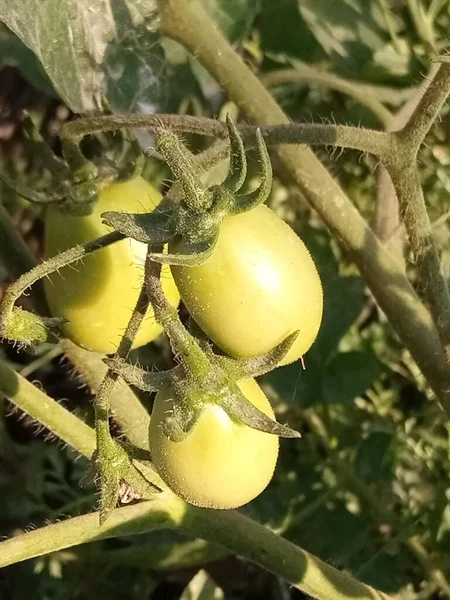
left=44, top=177, right=180, bottom=353
left=170, top=205, right=323, bottom=366
left=150, top=378, right=279, bottom=509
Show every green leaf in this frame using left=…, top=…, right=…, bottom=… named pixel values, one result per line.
left=355, top=431, right=396, bottom=482
left=259, top=0, right=324, bottom=62
left=201, top=0, right=260, bottom=43
left=0, top=25, right=55, bottom=95
left=103, top=0, right=166, bottom=113
left=296, top=0, right=388, bottom=75
left=323, top=351, right=383, bottom=405
left=0, top=0, right=164, bottom=114
left=180, top=570, right=224, bottom=600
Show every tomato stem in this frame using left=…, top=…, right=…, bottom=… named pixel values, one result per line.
left=145, top=256, right=211, bottom=380
left=93, top=248, right=164, bottom=523
left=0, top=231, right=123, bottom=345
left=155, top=130, right=212, bottom=213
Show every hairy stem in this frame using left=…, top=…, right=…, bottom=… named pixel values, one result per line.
left=156, top=0, right=450, bottom=415
left=60, top=339, right=151, bottom=451
left=399, top=62, right=450, bottom=151
left=0, top=231, right=123, bottom=322
left=93, top=256, right=156, bottom=520
left=0, top=358, right=96, bottom=457
left=0, top=203, right=48, bottom=314
left=388, top=161, right=450, bottom=364
left=0, top=495, right=393, bottom=600
left=145, top=256, right=211, bottom=379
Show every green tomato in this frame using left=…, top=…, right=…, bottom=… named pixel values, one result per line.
left=150, top=378, right=279, bottom=509
left=170, top=205, right=323, bottom=366
left=44, top=176, right=180, bottom=353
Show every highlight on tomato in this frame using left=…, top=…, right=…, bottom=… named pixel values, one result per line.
left=149, top=378, right=280, bottom=509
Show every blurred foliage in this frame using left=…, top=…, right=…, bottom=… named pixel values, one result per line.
left=1, top=0, right=450, bottom=599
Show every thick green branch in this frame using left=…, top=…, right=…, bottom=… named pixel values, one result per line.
left=156, top=0, right=450, bottom=415
left=0, top=358, right=96, bottom=457
left=0, top=495, right=393, bottom=600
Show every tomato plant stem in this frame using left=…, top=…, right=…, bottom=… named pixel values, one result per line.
left=61, top=339, right=151, bottom=452
left=0, top=495, right=393, bottom=600
left=0, top=358, right=96, bottom=457
left=0, top=231, right=123, bottom=325
left=145, top=257, right=211, bottom=380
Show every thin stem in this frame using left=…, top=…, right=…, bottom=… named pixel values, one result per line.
left=157, top=0, right=450, bottom=414
left=0, top=203, right=48, bottom=314
left=257, top=124, right=390, bottom=157
left=93, top=257, right=155, bottom=520
left=63, top=113, right=390, bottom=158
left=0, top=231, right=123, bottom=322
left=145, top=256, right=211, bottom=379
left=374, top=64, right=439, bottom=266
left=0, top=358, right=96, bottom=458
left=0, top=495, right=394, bottom=600
left=399, top=62, right=450, bottom=150
left=60, top=339, right=151, bottom=452
left=61, top=114, right=225, bottom=149
left=261, top=65, right=393, bottom=127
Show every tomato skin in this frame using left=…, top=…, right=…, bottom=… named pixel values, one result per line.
left=170, top=205, right=323, bottom=366
left=150, top=378, right=279, bottom=509
left=44, top=177, right=180, bottom=353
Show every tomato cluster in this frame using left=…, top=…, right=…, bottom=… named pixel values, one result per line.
left=44, top=175, right=323, bottom=509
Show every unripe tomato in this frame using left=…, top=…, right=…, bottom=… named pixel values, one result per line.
left=150, top=378, right=279, bottom=509
left=170, top=205, right=323, bottom=366
left=44, top=177, right=180, bottom=353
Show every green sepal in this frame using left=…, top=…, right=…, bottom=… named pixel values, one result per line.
left=222, top=114, right=247, bottom=193
left=230, top=129, right=272, bottom=215
left=101, top=206, right=175, bottom=245
left=103, top=356, right=177, bottom=392
left=0, top=307, right=64, bottom=345
left=161, top=398, right=203, bottom=443
left=215, top=331, right=299, bottom=378
left=218, top=384, right=301, bottom=439
left=149, top=236, right=217, bottom=266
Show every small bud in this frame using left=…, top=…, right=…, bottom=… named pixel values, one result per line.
left=0, top=307, right=63, bottom=345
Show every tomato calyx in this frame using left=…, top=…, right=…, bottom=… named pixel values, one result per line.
left=0, top=307, right=65, bottom=348
left=104, top=329, right=301, bottom=442
left=100, top=116, right=273, bottom=268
